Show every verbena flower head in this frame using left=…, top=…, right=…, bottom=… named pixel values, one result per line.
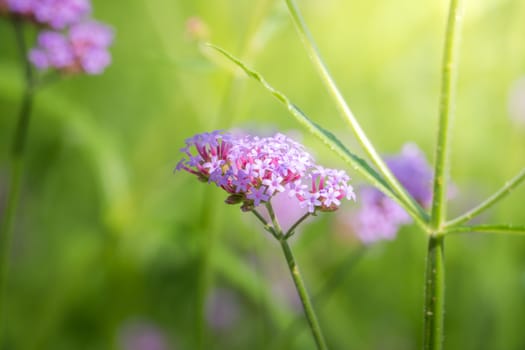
left=28, top=20, right=113, bottom=74
left=341, top=143, right=432, bottom=244
left=176, top=130, right=355, bottom=213
left=3, top=0, right=91, bottom=29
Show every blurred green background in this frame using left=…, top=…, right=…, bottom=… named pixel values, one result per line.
left=1, top=0, right=525, bottom=349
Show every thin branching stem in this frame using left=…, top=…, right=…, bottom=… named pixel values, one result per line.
left=285, top=212, right=310, bottom=239
left=446, top=168, right=525, bottom=227
left=279, top=238, right=328, bottom=350
left=252, top=209, right=279, bottom=239
left=282, top=0, right=427, bottom=224
left=265, top=202, right=284, bottom=239
left=261, top=202, right=327, bottom=349
left=443, top=224, right=525, bottom=235
left=430, top=0, right=464, bottom=229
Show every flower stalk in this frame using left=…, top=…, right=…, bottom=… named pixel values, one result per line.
left=0, top=19, right=36, bottom=336
left=279, top=237, right=327, bottom=350
left=253, top=204, right=328, bottom=350
left=430, top=0, right=464, bottom=228
left=282, top=0, right=427, bottom=224
left=425, top=0, right=464, bottom=349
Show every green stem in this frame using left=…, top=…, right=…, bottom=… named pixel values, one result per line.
left=445, top=168, right=525, bottom=227
left=261, top=202, right=327, bottom=349
left=284, top=212, right=310, bottom=239
left=423, top=234, right=446, bottom=350
left=443, top=224, right=525, bottom=235
left=279, top=238, right=328, bottom=350
left=271, top=247, right=365, bottom=350
left=430, top=0, right=464, bottom=228
left=252, top=209, right=278, bottom=238
left=265, top=202, right=284, bottom=238
left=283, top=0, right=427, bottom=223
left=424, top=1, right=462, bottom=348
left=0, top=18, right=36, bottom=342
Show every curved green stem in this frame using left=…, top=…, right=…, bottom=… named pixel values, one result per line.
left=446, top=168, right=525, bottom=227
left=430, top=0, right=464, bottom=228
left=252, top=209, right=279, bottom=238
left=0, top=18, right=36, bottom=342
left=282, top=0, right=427, bottom=223
left=423, top=234, right=446, bottom=350
left=265, top=202, right=284, bottom=238
left=284, top=212, right=310, bottom=239
left=279, top=238, right=328, bottom=350
left=259, top=202, right=327, bottom=349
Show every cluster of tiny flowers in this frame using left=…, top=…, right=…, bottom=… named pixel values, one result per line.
left=176, top=131, right=355, bottom=213
left=344, top=143, right=433, bottom=244
left=29, top=21, right=113, bottom=74
left=1, top=0, right=113, bottom=75
left=2, top=0, right=91, bottom=29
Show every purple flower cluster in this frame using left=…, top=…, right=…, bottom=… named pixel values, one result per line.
left=176, top=131, right=355, bottom=213
left=342, top=143, right=433, bottom=244
left=1, top=0, right=113, bottom=75
left=3, top=0, right=91, bottom=29
left=29, top=21, right=113, bottom=74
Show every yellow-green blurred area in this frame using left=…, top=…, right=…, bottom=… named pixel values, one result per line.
left=1, top=0, right=525, bottom=349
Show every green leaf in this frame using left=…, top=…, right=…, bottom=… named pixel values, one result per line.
left=207, top=44, right=428, bottom=225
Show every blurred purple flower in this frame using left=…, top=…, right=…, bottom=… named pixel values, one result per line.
left=3, top=0, right=91, bottom=29
left=339, top=143, right=433, bottom=245
left=205, top=288, right=241, bottom=331
left=69, top=20, right=114, bottom=73
left=385, top=143, right=434, bottom=208
left=34, top=0, right=91, bottom=29
left=508, top=76, right=525, bottom=127
left=348, top=187, right=412, bottom=244
left=28, top=20, right=113, bottom=74
left=118, top=320, right=170, bottom=350
left=29, top=30, right=75, bottom=68
left=3, top=0, right=33, bottom=14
